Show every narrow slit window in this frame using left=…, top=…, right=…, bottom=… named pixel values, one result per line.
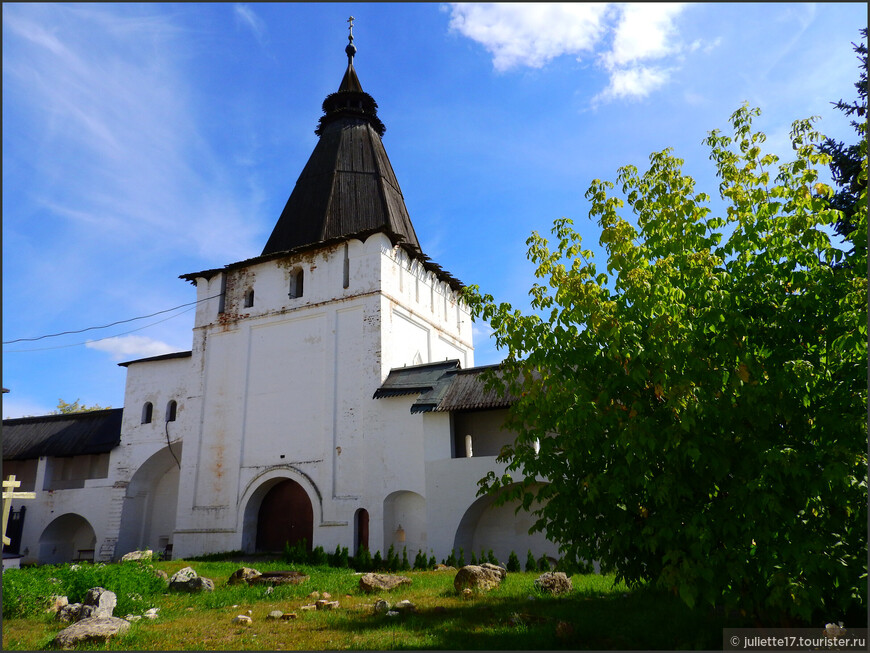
left=141, top=402, right=153, bottom=424
left=243, top=288, right=254, bottom=308
left=289, top=269, right=304, bottom=299
left=166, top=400, right=177, bottom=422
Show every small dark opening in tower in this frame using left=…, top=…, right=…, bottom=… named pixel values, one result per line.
left=141, top=402, right=153, bottom=424
left=166, top=400, right=177, bottom=422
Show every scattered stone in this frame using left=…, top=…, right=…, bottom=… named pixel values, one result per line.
left=121, top=550, right=153, bottom=562
left=246, top=609, right=253, bottom=616
left=53, top=617, right=131, bottom=649
left=358, top=573, right=413, bottom=593
left=267, top=610, right=284, bottom=620
left=153, top=568, right=169, bottom=582
left=308, top=591, right=321, bottom=599
left=385, top=610, right=400, bottom=617
left=460, top=588, right=474, bottom=599
left=434, top=564, right=456, bottom=571
left=169, top=567, right=198, bottom=584
left=322, top=591, right=332, bottom=599
left=232, top=615, right=253, bottom=626
left=265, top=586, right=274, bottom=595
left=169, top=567, right=215, bottom=593
left=534, top=572, right=573, bottom=596
left=253, top=570, right=310, bottom=586
left=228, top=567, right=262, bottom=585
left=125, top=615, right=142, bottom=622
left=315, top=600, right=339, bottom=610
left=454, top=564, right=506, bottom=593
left=56, top=604, right=83, bottom=623
left=231, top=605, right=239, bottom=608
left=280, top=613, right=298, bottom=621
left=47, top=595, right=69, bottom=614
left=143, top=608, right=159, bottom=619
left=394, top=600, right=416, bottom=613
left=373, top=599, right=391, bottom=614
left=84, top=587, right=117, bottom=618
left=825, top=623, right=846, bottom=638
left=300, top=604, right=317, bottom=611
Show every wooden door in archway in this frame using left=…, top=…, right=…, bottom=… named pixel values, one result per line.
left=255, top=479, right=313, bottom=552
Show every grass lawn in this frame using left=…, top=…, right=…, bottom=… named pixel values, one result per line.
left=2, top=559, right=747, bottom=650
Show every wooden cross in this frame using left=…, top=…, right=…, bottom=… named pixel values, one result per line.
left=2, top=475, right=35, bottom=547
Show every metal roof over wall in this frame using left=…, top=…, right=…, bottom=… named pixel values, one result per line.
left=2, top=408, right=123, bottom=460
left=374, top=362, right=515, bottom=413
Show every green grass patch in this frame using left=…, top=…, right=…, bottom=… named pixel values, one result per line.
left=3, top=560, right=751, bottom=650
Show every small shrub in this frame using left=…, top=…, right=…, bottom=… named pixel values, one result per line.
left=525, top=550, right=537, bottom=572
left=507, top=551, right=522, bottom=572
left=470, top=551, right=478, bottom=565
left=487, top=549, right=498, bottom=565
left=372, top=550, right=384, bottom=571
left=445, top=549, right=457, bottom=567
left=401, top=546, right=411, bottom=571
left=428, top=554, right=437, bottom=569
left=353, top=547, right=372, bottom=572
left=457, top=548, right=466, bottom=568
left=309, top=545, right=328, bottom=567
left=413, top=550, right=428, bottom=570
left=537, top=555, right=551, bottom=572
left=284, top=539, right=308, bottom=565
left=339, top=546, right=350, bottom=568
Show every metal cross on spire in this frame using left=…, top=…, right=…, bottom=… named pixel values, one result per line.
left=345, top=16, right=357, bottom=63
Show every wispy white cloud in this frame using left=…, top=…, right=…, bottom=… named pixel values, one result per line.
left=602, top=3, right=683, bottom=68
left=2, top=5, right=262, bottom=265
left=85, top=335, right=178, bottom=361
left=594, top=65, right=671, bottom=103
left=234, top=4, right=267, bottom=45
left=447, top=3, right=611, bottom=71
left=447, top=2, right=699, bottom=103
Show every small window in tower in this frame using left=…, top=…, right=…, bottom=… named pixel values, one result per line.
left=141, top=402, right=153, bottom=424
left=166, top=400, right=177, bottom=422
left=289, top=269, right=304, bottom=299
left=244, top=288, right=254, bottom=308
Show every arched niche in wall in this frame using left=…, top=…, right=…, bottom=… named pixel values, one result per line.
left=452, top=483, right=559, bottom=566
left=38, top=513, right=96, bottom=564
left=115, top=444, right=182, bottom=559
left=383, top=490, right=426, bottom=560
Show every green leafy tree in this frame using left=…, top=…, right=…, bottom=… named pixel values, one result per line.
left=52, top=398, right=109, bottom=414
left=464, top=104, right=867, bottom=623
left=506, top=551, right=521, bottom=572
left=818, top=28, right=867, bottom=238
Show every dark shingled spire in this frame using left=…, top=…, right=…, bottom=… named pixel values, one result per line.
left=261, top=22, right=420, bottom=256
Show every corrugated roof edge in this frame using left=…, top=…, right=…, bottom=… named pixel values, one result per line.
left=118, top=351, right=192, bottom=368
left=2, top=407, right=123, bottom=425
left=372, top=359, right=461, bottom=399
left=179, top=230, right=465, bottom=291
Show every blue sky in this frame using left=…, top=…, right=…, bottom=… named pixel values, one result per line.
left=2, top=3, right=865, bottom=418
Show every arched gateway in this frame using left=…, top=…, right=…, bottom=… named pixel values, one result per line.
left=254, top=479, right=314, bottom=552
